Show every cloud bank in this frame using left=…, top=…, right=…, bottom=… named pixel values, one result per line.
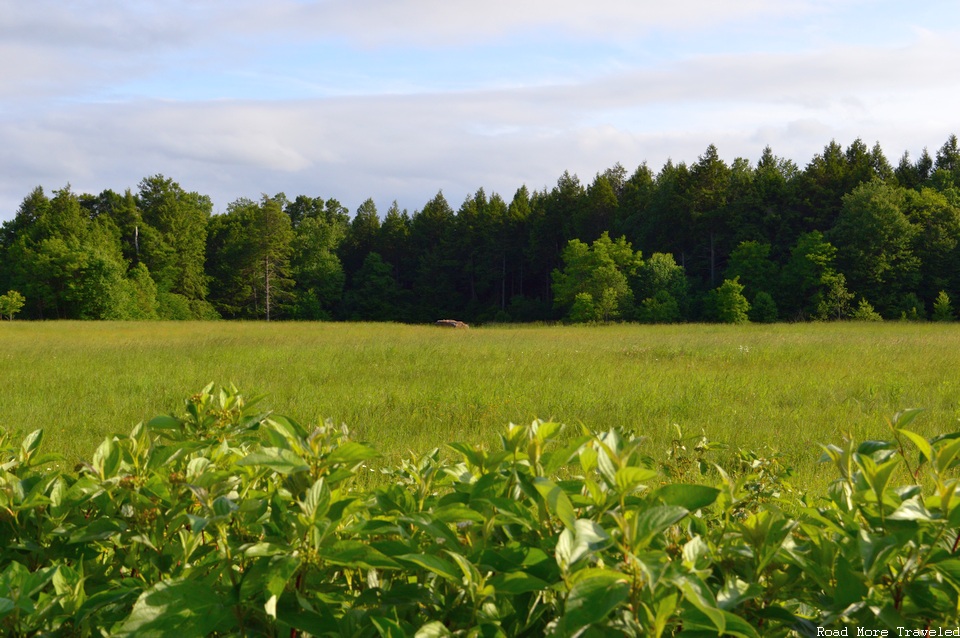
left=1, top=1, right=958, bottom=219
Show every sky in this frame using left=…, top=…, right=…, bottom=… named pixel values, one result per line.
left=2, top=0, right=959, bottom=222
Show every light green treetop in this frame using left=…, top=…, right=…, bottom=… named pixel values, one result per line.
left=0, top=290, right=25, bottom=320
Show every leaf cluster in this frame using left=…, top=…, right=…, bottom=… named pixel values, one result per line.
left=0, top=388, right=959, bottom=636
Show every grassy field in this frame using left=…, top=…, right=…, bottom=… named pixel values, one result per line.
left=1, top=320, right=958, bottom=491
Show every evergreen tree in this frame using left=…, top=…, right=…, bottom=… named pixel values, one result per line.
left=504, top=186, right=533, bottom=308
left=689, top=144, right=731, bottom=287
left=903, top=188, right=960, bottom=305
left=410, top=191, right=461, bottom=320
left=378, top=201, right=414, bottom=292
left=724, top=241, right=778, bottom=301
left=643, top=160, right=692, bottom=267
left=206, top=195, right=294, bottom=320
left=291, top=212, right=347, bottom=320
left=251, top=195, right=295, bottom=321
left=342, top=252, right=403, bottom=321
left=340, top=198, right=381, bottom=280
left=935, top=134, right=960, bottom=185
left=816, top=273, right=855, bottom=320
left=137, top=175, right=211, bottom=303
left=614, top=163, right=656, bottom=245
left=851, top=298, right=883, bottom=321
left=577, top=173, right=618, bottom=243
left=933, top=291, right=954, bottom=321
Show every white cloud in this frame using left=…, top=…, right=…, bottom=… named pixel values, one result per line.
left=263, top=0, right=845, bottom=47
left=1, top=1, right=958, bottom=221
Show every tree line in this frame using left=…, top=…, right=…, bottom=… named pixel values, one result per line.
left=3, top=135, right=960, bottom=323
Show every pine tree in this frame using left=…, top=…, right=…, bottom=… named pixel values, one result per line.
left=933, top=291, right=954, bottom=321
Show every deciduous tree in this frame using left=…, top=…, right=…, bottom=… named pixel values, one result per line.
left=552, top=232, right=642, bottom=322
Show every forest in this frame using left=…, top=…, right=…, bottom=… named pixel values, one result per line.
left=2, top=135, right=960, bottom=324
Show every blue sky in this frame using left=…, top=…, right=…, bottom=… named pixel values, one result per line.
left=2, top=0, right=959, bottom=221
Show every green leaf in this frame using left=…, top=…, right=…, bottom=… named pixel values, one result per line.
left=372, top=615, right=408, bottom=638
left=532, top=477, right=576, bottom=530
left=68, top=517, right=126, bottom=544
left=579, top=444, right=598, bottom=474
left=320, top=541, right=402, bottom=569
left=276, top=593, right=339, bottom=635
left=936, top=436, right=960, bottom=473
left=444, top=550, right=481, bottom=589
left=682, top=535, right=710, bottom=569
left=447, top=441, right=484, bottom=468
left=859, top=528, right=903, bottom=579
left=432, top=503, right=485, bottom=524
left=833, top=555, right=867, bottom=607
left=556, top=570, right=630, bottom=633
left=327, top=441, right=380, bottom=465
left=301, top=478, right=331, bottom=521
left=898, top=428, right=933, bottom=464
left=614, top=466, right=658, bottom=493
left=415, top=621, right=453, bottom=638
left=112, top=578, right=231, bottom=638
left=243, top=542, right=291, bottom=557
left=236, top=448, right=309, bottom=474
left=931, top=557, right=960, bottom=589
left=556, top=519, right=612, bottom=568
left=19, top=429, right=43, bottom=462
left=594, top=434, right=620, bottom=486
left=543, top=434, right=592, bottom=476
left=655, top=484, right=719, bottom=510
left=147, top=415, right=181, bottom=431
left=632, top=505, right=688, bottom=548
left=212, top=495, right=237, bottom=517
left=92, top=436, right=121, bottom=480
left=533, top=420, right=562, bottom=444
left=265, top=414, right=309, bottom=441
left=716, top=576, right=762, bottom=611
left=892, top=408, right=924, bottom=431
left=239, top=555, right=301, bottom=616
left=678, top=578, right=725, bottom=635
left=398, top=554, right=461, bottom=583
left=488, top=571, right=550, bottom=595
left=888, top=495, right=934, bottom=521
left=857, top=439, right=897, bottom=456
left=401, top=514, right=463, bottom=548
left=681, top=605, right=760, bottom=638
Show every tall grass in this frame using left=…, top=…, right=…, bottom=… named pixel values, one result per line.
left=1, top=320, right=957, bottom=491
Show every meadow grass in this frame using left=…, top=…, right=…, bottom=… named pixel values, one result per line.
left=1, top=320, right=958, bottom=492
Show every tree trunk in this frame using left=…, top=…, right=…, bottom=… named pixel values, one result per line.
left=265, top=255, right=271, bottom=321
left=710, top=232, right=716, bottom=287
left=501, top=252, right=506, bottom=309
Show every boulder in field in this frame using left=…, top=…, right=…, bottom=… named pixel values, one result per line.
left=435, top=319, right=469, bottom=329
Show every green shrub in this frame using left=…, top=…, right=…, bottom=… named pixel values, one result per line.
left=748, top=290, right=778, bottom=323
left=156, top=291, right=194, bottom=320
left=0, top=386, right=958, bottom=635
left=568, top=291, right=598, bottom=323
left=716, top=277, right=750, bottom=324
left=0, top=290, right=25, bottom=320
left=933, top=291, right=954, bottom=322
left=638, top=290, right=681, bottom=323
left=896, top=292, right=926, bottom=321
left=852, top=297, right=883, bottom=321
